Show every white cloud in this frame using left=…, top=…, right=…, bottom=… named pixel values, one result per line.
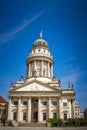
left=62, top=56, right=75, bottom=63
left=0, top=10, right=45, bottom=44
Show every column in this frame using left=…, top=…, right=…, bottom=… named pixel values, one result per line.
left=51, top=64, right=53, bottom=78
left=48, top=97, right=51, bottom=118
left=41, top=60, right=43, bottom=76
left=7, top=97, right=12, bottom=121
left=34, top=60, right=36, bottom=69
left=59, top=99, right=62, bottom=119
left=26, top=65, right=28, bottom=78
left=27, top=97, right=31, bottom=122
left=28, top=63, right=30, bottom=78
left=47, top=62, right=49, bottom=77
left=68, top=100, right=71, bottom=118
left=38, top=98, right=41, bottom=122
left=17, top=97, right=21, bottom=122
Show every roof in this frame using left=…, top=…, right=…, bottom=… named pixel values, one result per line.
left=33, top=38, right=48, bottom=48
left=0, top=95, right=7, bottom=103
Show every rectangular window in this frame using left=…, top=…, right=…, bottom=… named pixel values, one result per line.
left=64, top=113, right=67, bottom=120
left=0, top=109, right=1, bottom=114
left=63, top=103, right=67, bottom=106
left=34, top=100, right=38, bottom=107
left=32, top=70, right=35, bottom=76
left=13, top=112, right=17, bottom=120
left=23, top=101, right=27, bottom=105
left=43, top=113, right=47, bottom=121
left=23, top=112, right=27, bottom=121
left=52, top=101, right=57, bottom=105
left=42, top=101, right=47, bottom=105
left=53, top=112, right=57, bottom=118
left=13, top=101, right=18, bottom=105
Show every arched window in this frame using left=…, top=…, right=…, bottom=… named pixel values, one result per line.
left=64, top=113, right=67, bottom=120
left=43, top=69, right=45, bottom=76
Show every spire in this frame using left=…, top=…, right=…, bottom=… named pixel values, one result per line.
left=71, top=83, right=74, bottom=90
left=68, top=82, right=70, bottom=89
left=40, top=31, right=43, bottom=38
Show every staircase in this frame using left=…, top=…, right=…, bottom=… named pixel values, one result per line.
left=18, top=122, right=47, bottom=127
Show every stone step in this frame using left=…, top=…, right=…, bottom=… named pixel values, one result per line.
left=18, top=122, right=47, bottom=127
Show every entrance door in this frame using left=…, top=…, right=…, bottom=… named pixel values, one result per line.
left=33, top=112, right=38, bottom=122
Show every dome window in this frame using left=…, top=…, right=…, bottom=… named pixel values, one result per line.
left=43, top=42, right=45, bottom=46
left=43, top=69, right=46, bottom=76
left=44, top=50, right=46, bottom=53
left=33, top=50, right=35, bottom=53
left=38, top=41, right=41, bottom=45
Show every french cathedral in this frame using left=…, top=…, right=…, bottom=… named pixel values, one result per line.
left=8, top=32, right=80, bottom=125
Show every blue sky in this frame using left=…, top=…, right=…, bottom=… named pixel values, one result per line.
left=0, top=0, right=87, bottom=111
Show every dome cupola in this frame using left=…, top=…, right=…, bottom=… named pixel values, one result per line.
left=26, top=32, right=54, bottom=82
left=32, top=32, right=48, bottom=48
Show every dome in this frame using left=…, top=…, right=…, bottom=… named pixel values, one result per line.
left=33, top=38, right=48, bottom=48
left=32, top=32, right=48, bottom=48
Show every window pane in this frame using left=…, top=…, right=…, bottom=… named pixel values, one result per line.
left=34, top=100, right=38, bottom=107
left=42, top=101, right=47, bottom=105
left=52, top=101, right=57, bottom=105
left=63, top=103, right=67, bottom=106
left=23, top=101, right=27, bottom=105
left=53, top=112, right=57, bottom=118
left=14, top=101, right=18, bottom=105
left=43, top=113, right=47, bottom=120
left=64, top=113, right=67, bottom=120
left=13, top=112, right=17, bottom=120
left=23, top=112, right=27, bottom=120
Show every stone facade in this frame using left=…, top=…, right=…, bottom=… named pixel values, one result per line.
left=8, top=33, right=80, bottom=124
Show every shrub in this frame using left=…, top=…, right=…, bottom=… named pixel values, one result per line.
left=7, top=120, right=14, bottom=126
left=47, top=118, right=63, bottom=127
left=79, top=118, right=87, bottom=126
left=48, top=118, right=87, bottom=127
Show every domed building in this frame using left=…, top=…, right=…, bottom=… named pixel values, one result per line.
left=7, top=32, right=80, bottom=126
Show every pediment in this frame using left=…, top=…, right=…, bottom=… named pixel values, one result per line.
left=15, top=81, right=56, bottom=92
